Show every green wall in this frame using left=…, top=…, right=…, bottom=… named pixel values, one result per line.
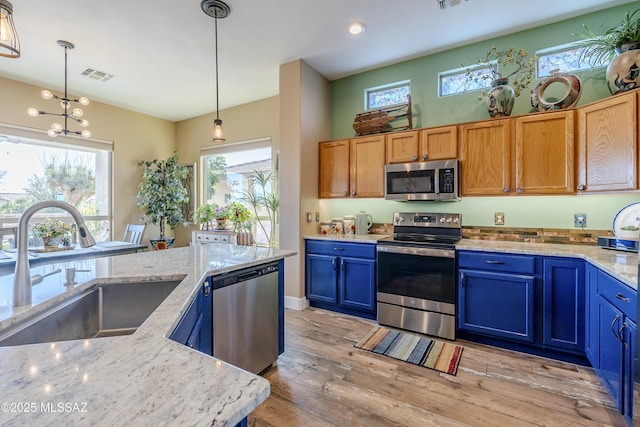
left=325, top=3, right=640, bottom=231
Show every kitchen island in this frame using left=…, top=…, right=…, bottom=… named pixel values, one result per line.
left=0, top=243, right=295, bottom=426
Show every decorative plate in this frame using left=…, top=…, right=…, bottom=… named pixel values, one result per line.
left=612, top=202, right=640, bottom=238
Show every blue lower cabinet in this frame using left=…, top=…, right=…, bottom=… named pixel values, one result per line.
left=458, top=269, right=535, bottom=342
left=585, top=263, right=599, bottom=367
left=305, top=240, right=376, bottom=318
left=170, top=279, right=212, bottom=355
left=623, top=319, right=635, bottom=424
left=597, top=296, right=624, bottom=412
left=542, top=258, right=585, bottom=353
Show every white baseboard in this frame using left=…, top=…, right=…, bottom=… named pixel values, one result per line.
left=284, top=296, right=309, bottom=311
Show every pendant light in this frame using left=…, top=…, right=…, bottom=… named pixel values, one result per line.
left=201, top=0, right=230, bottom=143
left=27, top=40, right=91, bottom=138
left=0, top=0, right=20, bottom=58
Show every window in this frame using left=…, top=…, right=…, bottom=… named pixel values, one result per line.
left=439, top=64, right=494, bottom=97
left=200, top=138, right=277, bottom=247
left=536, top=44, right=607, bottom=78
left=365, top=81, right=410, bottom=110
left=0, top=124, right=113, bottom=248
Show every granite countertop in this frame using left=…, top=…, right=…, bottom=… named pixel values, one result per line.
left=304, top=233, right=390, bottom=243
left=0, top=244, right=296, bottom=426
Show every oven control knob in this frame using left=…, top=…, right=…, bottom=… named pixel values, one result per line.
left=398, top=216, right=405, bottom=223
left=446, top=218, right=452, bottom=223
left=453, top=217, right=459, bottom=224
left=439, top=218, right=446, bottom=223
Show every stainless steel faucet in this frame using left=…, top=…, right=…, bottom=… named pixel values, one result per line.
left=13, top=201, right=96, bottom=307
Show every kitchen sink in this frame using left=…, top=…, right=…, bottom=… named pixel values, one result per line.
left=0, top=280, right=182, bottom=346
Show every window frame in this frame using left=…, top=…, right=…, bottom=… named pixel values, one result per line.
left=535, top=42, right=607, bottom=78
left=438, top=62, right=496, bottom=97
left=364, top=80, right=411, bottom=111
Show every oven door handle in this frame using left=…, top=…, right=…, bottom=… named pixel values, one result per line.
left=376, top=245, right=455, bottom=258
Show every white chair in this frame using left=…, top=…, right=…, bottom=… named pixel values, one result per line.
left=122, top=224, right=145, bottom=245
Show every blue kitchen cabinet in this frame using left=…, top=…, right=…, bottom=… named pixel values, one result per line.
left=170, top=278, right=213, bottom=355
left=542, top=258, right=584, bottom=353
left=585, top=262, right=599, bottom=367
left=305, top=240, right=376, bottom=319
left=458, top=251, right=536, bottom=343
left=595, top=269, right=636, bottom=422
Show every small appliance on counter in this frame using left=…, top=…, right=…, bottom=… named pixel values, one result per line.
left=598, top=202, right=640, bottom=252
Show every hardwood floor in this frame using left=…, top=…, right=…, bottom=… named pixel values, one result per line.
left=249, top=307, right=628, bottom=427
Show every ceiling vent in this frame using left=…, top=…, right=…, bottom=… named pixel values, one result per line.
left=80, top=67, right=114, bottom=82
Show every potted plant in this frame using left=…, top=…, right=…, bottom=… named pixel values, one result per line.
left=574, top=7, right=640, bottom=93
left=241, top=170, right=279, bottom=248
left=463, top=47, right=536, bottom=117
left=213, top=204, right=233, bottom=230
left=137, top=152, right=189, bottom=249
left=194, top=202, right=219, bottom=231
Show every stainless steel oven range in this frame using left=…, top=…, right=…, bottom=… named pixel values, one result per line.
left=377, top=212, right=461, bottom=340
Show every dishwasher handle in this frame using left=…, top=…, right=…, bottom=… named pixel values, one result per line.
left=237, top=270, right=261, bottom=282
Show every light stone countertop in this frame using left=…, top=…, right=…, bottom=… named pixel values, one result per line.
left=304, top=233, right=390, bottom=243
left=0, top=244, right=296, bottom=426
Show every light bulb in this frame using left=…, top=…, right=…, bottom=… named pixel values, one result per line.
left=72, top=108, right=83, bottom=117
left=348, top=22, right=365, bottom=35
left=212, top=118, right=224, bottom=142
left=78, top=97, right=89, bottom=106
left=81, top=129, right=91, bottom=138
left=79, top=119, right=89, bottom=127
left=60, top=99, right=70, bottom=110
left=41, top=90, right=53, bottom=100
left=51, top=123, right=63, bottom=132
left=47, top=129, right=58, bottom=138
left=27, top=107, right=40, bottom=117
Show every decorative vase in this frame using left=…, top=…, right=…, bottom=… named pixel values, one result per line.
left=531, top=70, right=582, bottom=112
left=42, top=237, right=57, bottom=248
left=150, top=237, right=175, bottom=250
left=215, top=218, right=230, bottom=230
left=486, top=78, right=515, bottom=118
left=606, top=42, right=640, bottom=95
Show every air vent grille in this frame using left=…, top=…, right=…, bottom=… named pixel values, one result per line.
left=80, top=67, right=115, bottom=82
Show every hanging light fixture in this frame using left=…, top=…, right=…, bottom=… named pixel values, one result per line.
left=0, top=0, right=19, bottom=58
left=27, top=40, right=91, bottom=138
left=201, top=0, right=230, bottom=143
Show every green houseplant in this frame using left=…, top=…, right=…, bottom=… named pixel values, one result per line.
left=194, top=202, right=219, bottom=231
left=137, top=152, right=189, bottom=249
left=574, top=8, right=640, bottom=93
left=241, top=170, right=279, bottom=248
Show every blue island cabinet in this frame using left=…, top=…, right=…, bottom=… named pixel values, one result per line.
left=170, top=278, right=212, bottom=355
left=305, top=240, right=376, bottom=319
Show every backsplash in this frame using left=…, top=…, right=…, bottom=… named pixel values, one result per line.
left=461, top=226, right=613, bottom=245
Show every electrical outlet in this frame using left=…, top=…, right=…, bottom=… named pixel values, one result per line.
left=494, top=212, right=505, bottom=225
left=574, top=213, right=587, bottom=228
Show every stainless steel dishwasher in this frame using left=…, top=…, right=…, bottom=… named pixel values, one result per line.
left=211, top=262, right=279, bottom=374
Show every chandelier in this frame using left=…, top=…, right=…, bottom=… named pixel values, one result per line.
left=27, top=40, right=91, bottom=138
left=201, top=0, right=230, bottom=142
left=0, top=0, right=19, bottom=58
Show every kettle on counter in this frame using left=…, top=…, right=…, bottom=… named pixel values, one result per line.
left=355, top=211, right=372, bottom=235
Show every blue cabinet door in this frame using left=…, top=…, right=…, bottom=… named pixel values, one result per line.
left=542, top=258, right=585, bottom=353
left=199, top=278, right=213, bottom=356
left=340, top=256, right=376, bottom=312
left=170, top=279, right=212, bottom=356
left=585, top=263, right=599, bottom=367
left=306, top=253, right=338, bottom=303
left=597, top=296, right=624, bottom=412
left=623, top=318, right=635, bottom=422
left=458, top=269, right=535, bottom=342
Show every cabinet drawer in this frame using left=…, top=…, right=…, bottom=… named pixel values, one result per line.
left=458, top=251, right=535, bottom=274
left=598, top=270, right=637, bottom=321
left=306, top=240, right=376, bottom=259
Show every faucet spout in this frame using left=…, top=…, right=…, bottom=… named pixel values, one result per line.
left=13, top=201, right=96, bottom=307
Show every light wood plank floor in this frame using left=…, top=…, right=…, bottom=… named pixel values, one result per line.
left=249, top=307, right=628, bottom=427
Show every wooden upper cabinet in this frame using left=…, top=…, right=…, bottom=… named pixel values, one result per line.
left=459, top=119, right=513, bottom=196
left=514, top=111, right=574, bottom=195
left=319, top=139, right=350, bottom=198
left=419, top=125, right=458, bottom=161
left=386, top=130, right=419, bottom=163
left=350, top=135, right=386, bottom=197
left=576, top=92, right=638, bottom=192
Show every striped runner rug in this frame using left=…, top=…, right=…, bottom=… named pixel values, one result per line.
left=354, top=326, right=464, bottom=375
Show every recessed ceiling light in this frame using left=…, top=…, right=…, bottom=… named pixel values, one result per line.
left=347, top=22, right=365, bottom=35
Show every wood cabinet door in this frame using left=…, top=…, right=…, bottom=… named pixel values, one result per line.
left=515, top=111, right=574, bottom=195
left=350, top=135, right=385, bottom=197
left=419, top=125, right=457, bottom=160
left=576, top=92, right=638, bottom=192
left=319, top=139, right=350, bottom=198
left=386, top=130, right=419, bottom=163
left=459, top=119, right=513, bottom=195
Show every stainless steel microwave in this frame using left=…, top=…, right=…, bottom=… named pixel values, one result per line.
left=384, top=160, right=459, bottom=201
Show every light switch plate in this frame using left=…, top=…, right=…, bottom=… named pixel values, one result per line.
left=494, top=212, right=505, bottom=225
